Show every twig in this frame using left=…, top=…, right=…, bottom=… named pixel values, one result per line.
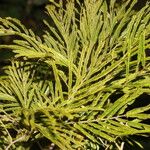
left=6, top=135, right=26, bottom=150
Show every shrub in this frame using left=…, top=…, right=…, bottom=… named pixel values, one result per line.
left=0, top=0, right=150, bottom=149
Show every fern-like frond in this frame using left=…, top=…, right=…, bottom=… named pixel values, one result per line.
left=0, top=0, right=150, bottom=149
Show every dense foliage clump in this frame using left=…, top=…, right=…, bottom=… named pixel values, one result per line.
left=0, top=0, right=150, bottom=149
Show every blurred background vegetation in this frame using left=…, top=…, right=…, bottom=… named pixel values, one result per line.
left=0, top=0, right=49, bottom=68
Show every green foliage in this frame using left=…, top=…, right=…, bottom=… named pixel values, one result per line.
left=0, top=0, right=150, bottom=149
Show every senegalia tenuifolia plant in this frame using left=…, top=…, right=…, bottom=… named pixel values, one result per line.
left=0, top=0, right=150, bottom=149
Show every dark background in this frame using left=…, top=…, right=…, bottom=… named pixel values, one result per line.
left=0, top=0, right=49, bottom=62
